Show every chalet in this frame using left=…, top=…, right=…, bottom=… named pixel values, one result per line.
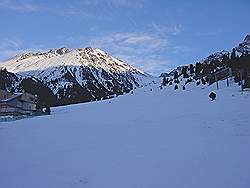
left=0, top=90, right=37, bottom=116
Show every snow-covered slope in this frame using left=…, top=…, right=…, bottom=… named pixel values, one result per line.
left=0, top=47, right=154, bottom=106
left=0, top=80, right=250, bottom=188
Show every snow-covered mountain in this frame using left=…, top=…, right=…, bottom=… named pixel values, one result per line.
left=236, top=35, right=250, bottom=54
left=159, top=35, right=250, bottom=91
left=161, top=35, right=250, bottom=77
left=0, top=47, right=154, bottom=106
left=201, top=50, right=230, bottom=63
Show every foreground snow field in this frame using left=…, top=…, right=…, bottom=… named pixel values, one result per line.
left=0, top=80, right=250, bottom=188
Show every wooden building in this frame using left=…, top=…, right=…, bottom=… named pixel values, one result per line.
left=207, top=68, right=232, bottom=85
left=0, top=90, right=37, bottom=116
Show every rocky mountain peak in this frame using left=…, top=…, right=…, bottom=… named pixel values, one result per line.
left=244, top=35, right=250, bottom=42
left=237, top=35, right=250, bottom=54
left=48, top=47, right=70, bottom=55
left=202, top=50, right=229, bottom=63
left=56, top=47, right=70, bottom=55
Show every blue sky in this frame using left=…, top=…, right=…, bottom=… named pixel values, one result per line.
left=0, top=0, right=249, bottom=75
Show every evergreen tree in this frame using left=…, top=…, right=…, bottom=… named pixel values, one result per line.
left=195, top=62, right=202, bottom=78
left=162, top=77, right=167, bottom=86
left=222, top=53, right=230, bottom=66
left=189, top=64, right=195, bottom=74
left=174, top=84, right=178, bottom=90
left=201, top=77, right=206, bottom=85
left=202, top=63, right=210, bottom=75
left=45, top=107, right=51, bottom=115
left=231, top=48, right=236, bottom=60
left=174, top=71, right=178, bottom=79
left=182, top=66, right=188, bottom=78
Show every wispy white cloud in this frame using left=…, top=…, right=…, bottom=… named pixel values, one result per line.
left=0, top=38, right=22, bottom=48
left=56, top=0, right=146, bottom=20
left=83, top=23, right=189, bottom=75
left=54, top=4, right=107, bottom=21
left=0, top=38, right=46, bottom=61
left=89, top=32, right=168, bottom=55
left=0, top=0, right=40, bottom=12
left=117, top=54, right=173, bottom=75
left=87, top=31, right=173, bottom=75
left=0, top=38, right=23, bottom=60
left=195, top=30, right=222, bottom=37
left=80, top=0, right=146, bottom=9
left=151, top=22, right=183, bottom=36
left=171, top=45, right=193, bottom=54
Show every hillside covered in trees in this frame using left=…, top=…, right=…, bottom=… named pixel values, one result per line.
left=161, top=35, right=250, bottom=90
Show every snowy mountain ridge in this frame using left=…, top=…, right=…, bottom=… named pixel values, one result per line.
left=161, top=35, right=250, bottom=78
left=200, top=50, right=230, bottom=63
left=0, top=47, right=154, bottom=107
left=2, top=47, right=145, bottom=76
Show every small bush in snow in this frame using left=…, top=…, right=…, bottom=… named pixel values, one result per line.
left=45, top=107, right=51, bottom=115
left=209, top=92, right=216, bottom=100
left=201, top=77, right=206, bottom=85
left=185, top=77, right=193, bottom=84
left=174, top=79, right=180, bottom=84
left=182, top=86, right=186, bottom=90
left=174, top=85, right=178, bottom=90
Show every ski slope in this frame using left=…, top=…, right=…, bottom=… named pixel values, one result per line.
left=0, top=80, right=250, bottom=188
